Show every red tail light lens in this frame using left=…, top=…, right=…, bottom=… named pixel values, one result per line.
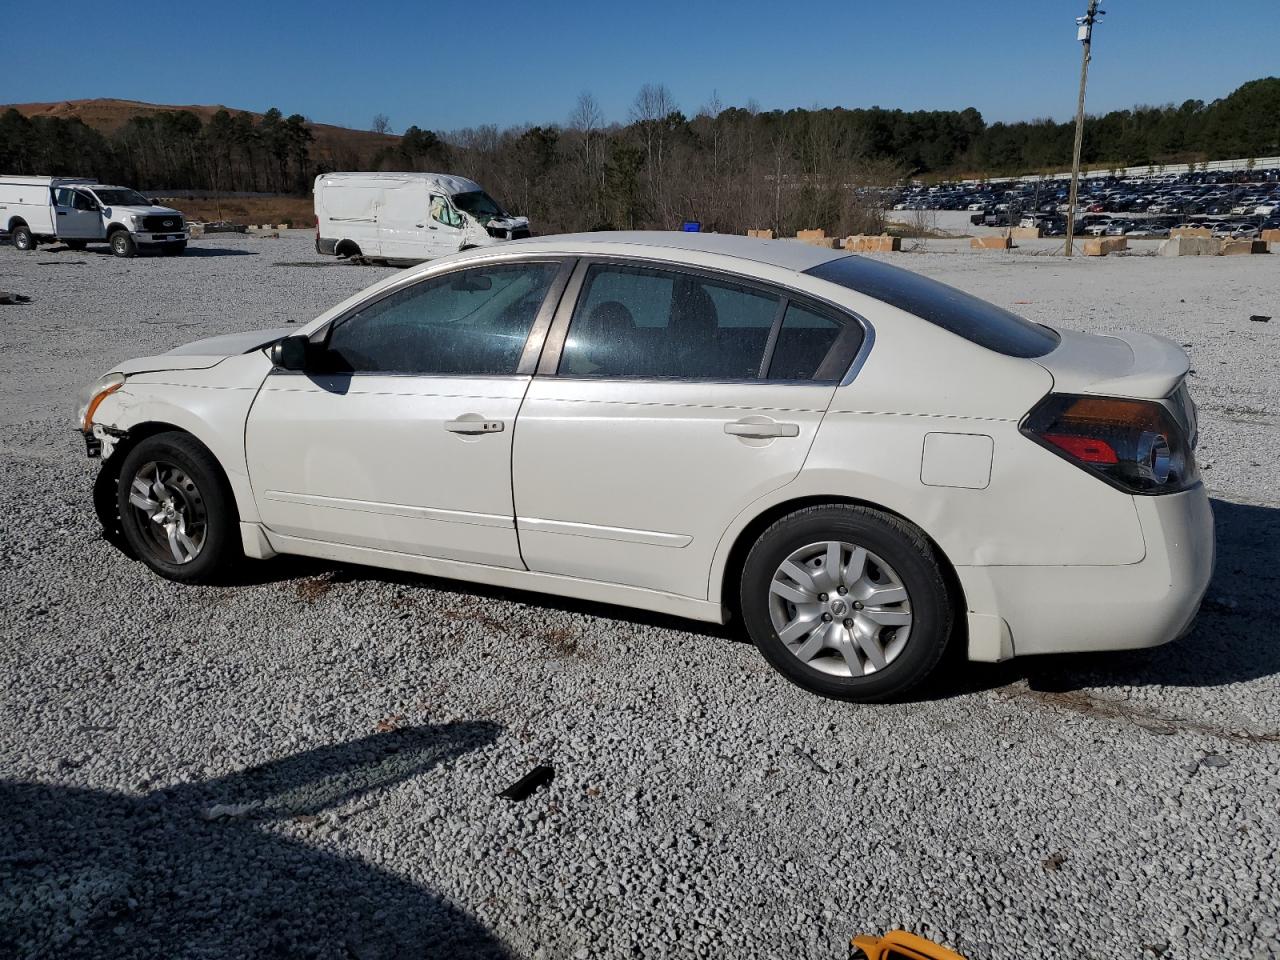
left=1022, top=393, right=1199, bottom=494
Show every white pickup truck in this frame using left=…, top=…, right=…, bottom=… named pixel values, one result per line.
left=0, top=176, right=188, bottom=257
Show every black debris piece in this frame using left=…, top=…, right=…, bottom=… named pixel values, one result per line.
left=0, top=291, right=32, bottom=305
left=498, top=764, right=554, bottom=801
left=1249, top=314, right=1270, bottom=323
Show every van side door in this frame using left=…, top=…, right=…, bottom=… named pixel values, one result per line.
left=427, top=194, right=466, bottom=257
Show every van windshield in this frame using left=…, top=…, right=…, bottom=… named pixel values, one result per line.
left=452, top=191, right=506, bottom=221
left=92, top=189, right=152, bottom=206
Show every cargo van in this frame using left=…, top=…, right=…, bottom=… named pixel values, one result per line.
left=0, top=176, right=188, bottom=256
left=314, top=172, right=530, bottom=262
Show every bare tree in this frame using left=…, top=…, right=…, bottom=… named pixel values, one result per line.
left=630, top=83, right=679, bottom=225
left=371, top=114, right=392, bottom=135
left=568, top=92, right=605, bottom=221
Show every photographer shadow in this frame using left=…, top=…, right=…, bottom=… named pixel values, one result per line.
left=0, top=722, right=514, bottom=959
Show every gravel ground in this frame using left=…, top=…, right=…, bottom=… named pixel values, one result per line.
left=1, top=232, right=1277, bottom=960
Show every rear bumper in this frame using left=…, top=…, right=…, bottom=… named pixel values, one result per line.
left=958, top=485, right=1215, bottom=659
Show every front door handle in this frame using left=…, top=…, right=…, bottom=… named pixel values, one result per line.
left=445, top=415, right=504, bottom=435
left=724, top=419, right=800, bottom=439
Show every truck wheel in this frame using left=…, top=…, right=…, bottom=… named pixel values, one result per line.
left=162, top=241, right=187, bottom=256
left=65, top=239, right=88, bottom=250
left=11, top=225, right=35, bottom=251
left=109, top=231, right=137, bottom=258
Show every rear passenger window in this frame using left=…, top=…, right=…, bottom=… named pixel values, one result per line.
left=769, top=303, right=846, bottom=380
left=560, top=264, right=779, bottom=379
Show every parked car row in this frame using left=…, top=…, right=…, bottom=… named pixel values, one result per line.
left=898, top=165, right=1280, bottom=225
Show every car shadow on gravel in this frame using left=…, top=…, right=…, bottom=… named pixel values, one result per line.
left=0, top=722, right=514, bottom=960
left=939, top=497, right=1280, bottom=699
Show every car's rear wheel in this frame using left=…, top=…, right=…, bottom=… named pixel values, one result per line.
left=740, top=504, right=952, bottom=702
left=11, top=224, right=35, bottom=251
left=116, top=433, right=239, bottom=583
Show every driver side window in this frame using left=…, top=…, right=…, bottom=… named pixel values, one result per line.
left=430, top=195, right=462, bottom=229
left=54, top=188, right=76, bottom=207
left=322, top=262, right=558, bottom=376
left=72, top=191, right=97, bottom=211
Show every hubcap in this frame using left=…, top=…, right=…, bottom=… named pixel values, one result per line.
left=768, top=540, right=913, bottom=677
left=127, top=461, right=207, bottom=565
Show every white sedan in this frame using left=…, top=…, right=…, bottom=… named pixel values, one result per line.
left=78, top=232, right=1213, bottom=701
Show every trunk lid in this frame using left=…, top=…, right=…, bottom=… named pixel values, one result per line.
left=1035, top=327, right=1190, bottom=400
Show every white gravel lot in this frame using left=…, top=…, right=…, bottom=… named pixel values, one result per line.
left=0, top=232, right=1277, bottom=960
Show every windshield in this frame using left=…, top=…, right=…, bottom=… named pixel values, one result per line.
left=451, top=190, right=505, bottom=220
left=92, top=189, right=152, bottom=207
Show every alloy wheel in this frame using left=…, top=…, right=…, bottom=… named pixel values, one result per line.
left=127, top=460, right=208, bottom=565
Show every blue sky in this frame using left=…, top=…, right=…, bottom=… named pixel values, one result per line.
left=6, top=1, right=1277, bottom=132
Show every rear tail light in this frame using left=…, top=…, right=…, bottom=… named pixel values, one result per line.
left=1021, top=393, right=1199, bottom=494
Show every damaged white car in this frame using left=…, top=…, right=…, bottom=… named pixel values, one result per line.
left=314, top=172, right=529, bottom=263
left=79, top=233, right=1213, bottom=702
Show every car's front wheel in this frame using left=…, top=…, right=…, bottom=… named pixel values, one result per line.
left=739, top=504, right=953, bottom=702
left=116, top=432, right=240, bottom=583
left=109, top=230, right=137, bottom=258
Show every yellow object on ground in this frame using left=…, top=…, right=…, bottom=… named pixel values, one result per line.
left=850, top=929, right=968, bottom=960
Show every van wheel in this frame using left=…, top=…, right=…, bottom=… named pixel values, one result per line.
left=336, top=241, right=361, bottom=259
left=739, top=504, right=953, bottom=702
left=116, top=432, right=240, bottom=583
left=110, top=231, right=137, bottom=258
left=11, top=225, right=35, bottom=250
left=65, top=239, right=88, bottom=250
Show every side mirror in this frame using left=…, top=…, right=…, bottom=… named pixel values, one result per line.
left=270, top=334, right=309, bottom=371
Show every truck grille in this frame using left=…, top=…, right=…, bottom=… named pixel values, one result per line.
left=141, top=215, right=182, bottom=232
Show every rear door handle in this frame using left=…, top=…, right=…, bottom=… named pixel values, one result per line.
left=724, top=419, right=800, bottom=438
left=445, top=415, right=504, bottom=435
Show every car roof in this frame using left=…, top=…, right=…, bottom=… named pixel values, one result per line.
left=500, top=231, right=851, bottom=273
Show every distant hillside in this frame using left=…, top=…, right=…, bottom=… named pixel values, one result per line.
left=2, top=97, right=399, bottom=161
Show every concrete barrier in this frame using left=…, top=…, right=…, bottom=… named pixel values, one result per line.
left=795, top=232, right=840, bottom=248
left=970, top=236, right=1012, bottom=250
left=1082, top=237, right=1127, bottom=256
left=187, top=222, right=206, bottom=239
left=843, top=235, right=901, bottom=252
left=276, top=223, right=290, bottom=231
left=746, top=229, right=774, bottom=239
left=1261, top=229, right=1280, bottom=244
left=1158, top=236, right=1219, bottom=256
left=1221, top=239, right=1269, bottom=255
left=1171, top=227, right=1213, bottom=238
left=1010, top=226, right=1042, bottom=239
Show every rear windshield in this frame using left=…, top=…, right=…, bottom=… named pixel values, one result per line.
left=805, top=256, right=1059, bottom=358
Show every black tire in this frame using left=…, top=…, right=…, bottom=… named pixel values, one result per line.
left=336, top=241, right=361, bottom=259
left=162, top=241, right=187, bottom=256
left=116, top=432, right=241, bottom=583
left=11, top=224, right=35, bottom=251
left=65, top=239, right=88, bottom=250
left=109, top=230, right=137, bottom=258
left=739, top=504, right=953, bottom=702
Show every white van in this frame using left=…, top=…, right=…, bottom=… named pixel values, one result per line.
left=0, top=176, right=188, bottom=257
left=314, top=172, right=530, bottom=262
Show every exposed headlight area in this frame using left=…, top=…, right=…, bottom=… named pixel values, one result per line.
left=77, top=373, right=126, bottom=432
left=1021, top=392, right=1200, bottom=494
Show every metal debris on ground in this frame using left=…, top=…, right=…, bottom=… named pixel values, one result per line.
left=1249, top=314, right=1270, bottom=322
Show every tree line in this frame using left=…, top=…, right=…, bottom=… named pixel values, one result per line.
left=1, top=77, right=1276, bottom=236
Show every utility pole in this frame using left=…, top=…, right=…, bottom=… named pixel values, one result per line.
left=1064, top=0, right=1104, bottom=256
